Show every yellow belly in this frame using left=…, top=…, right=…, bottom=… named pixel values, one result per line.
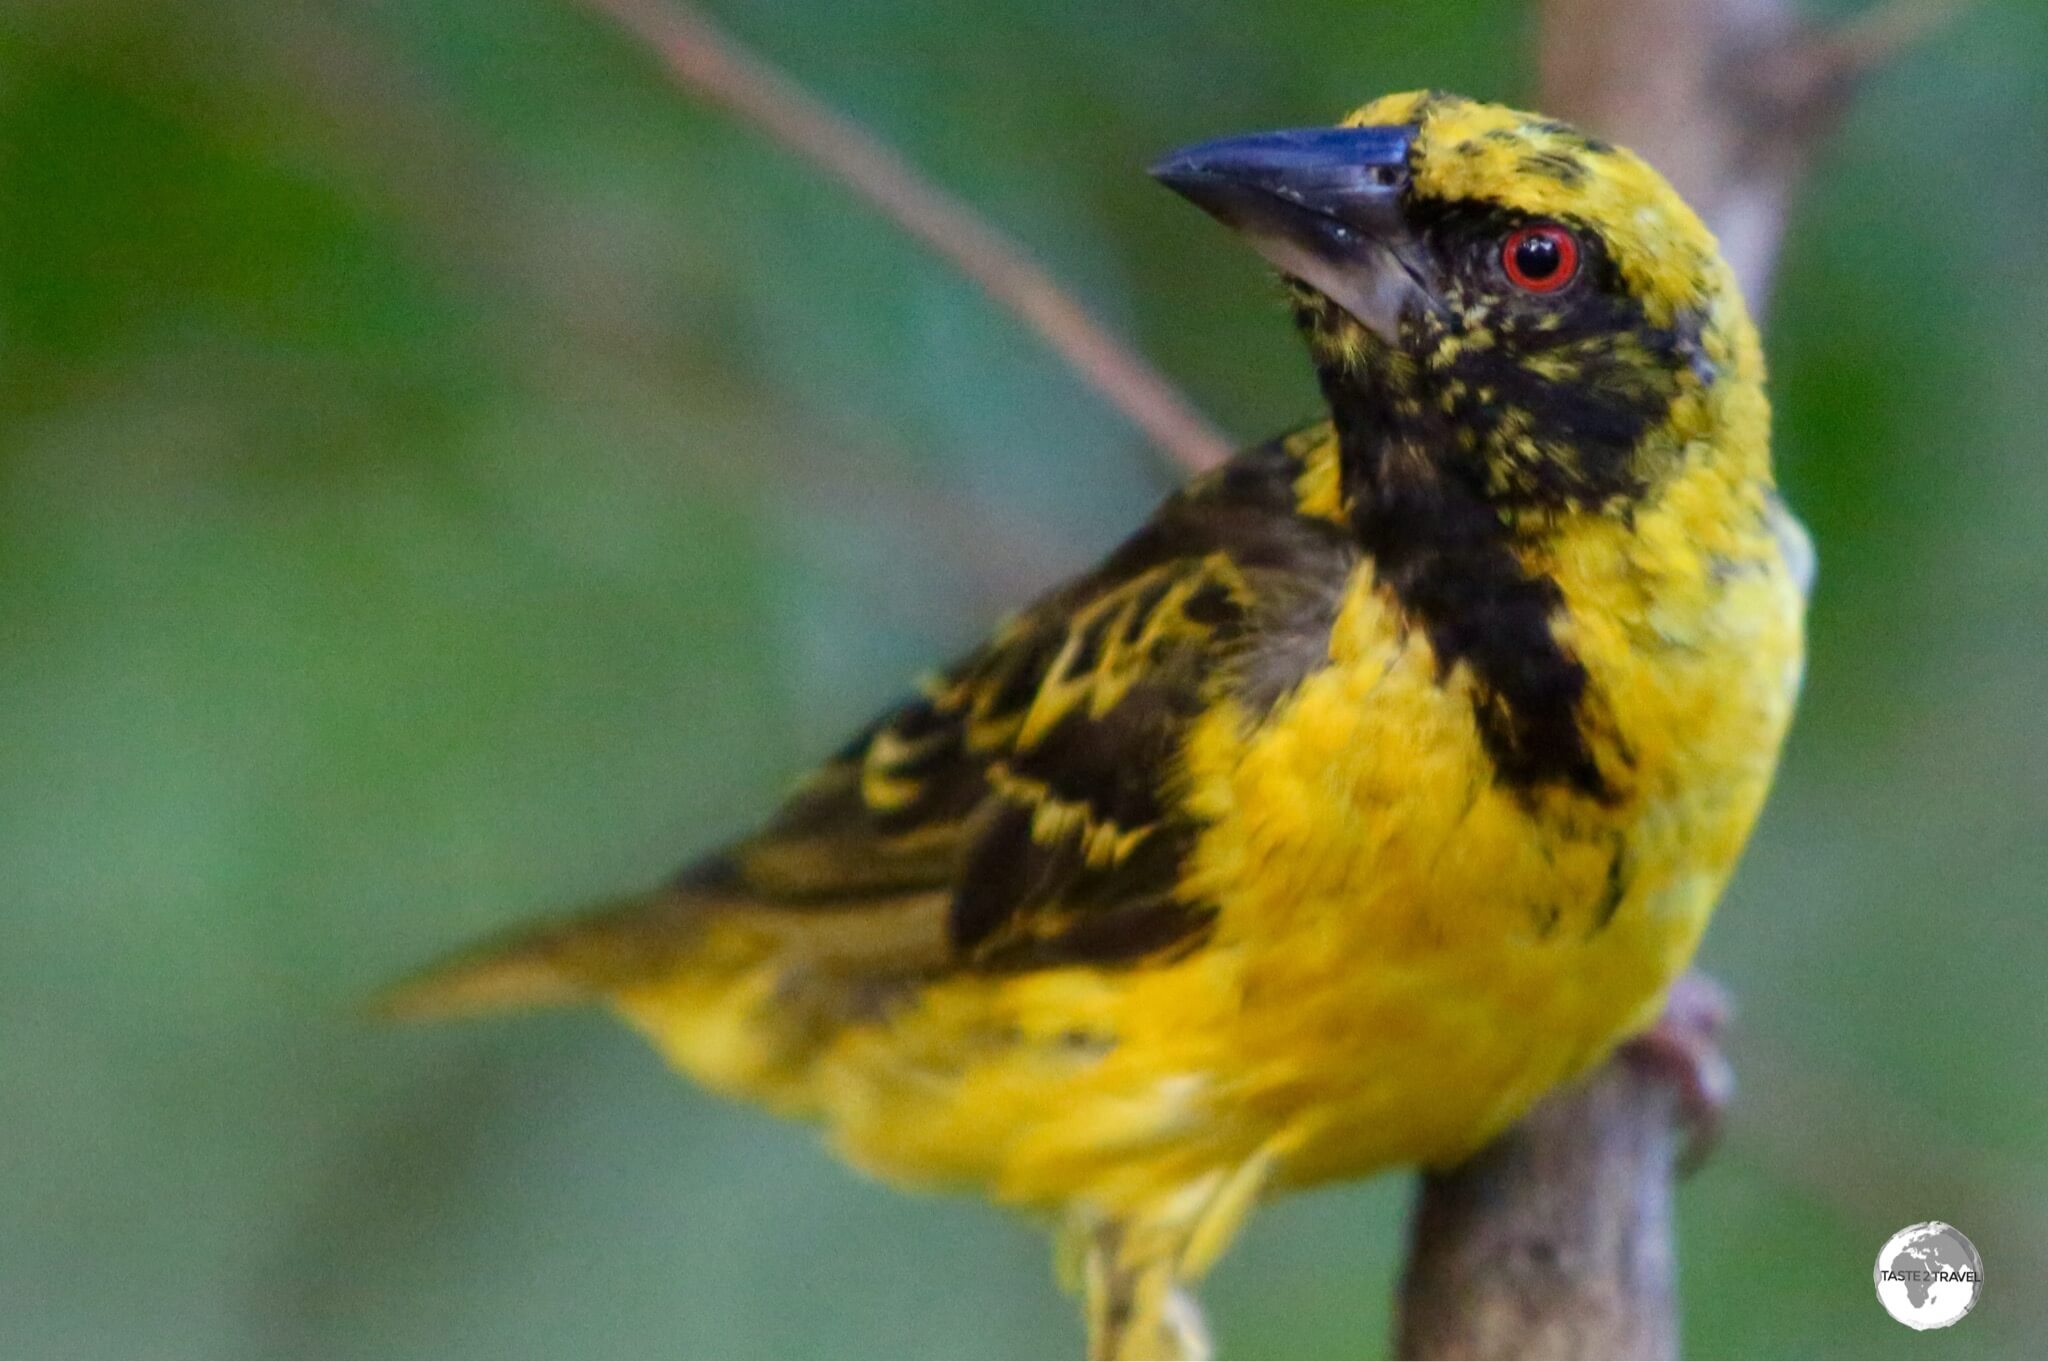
left=624, top=476, right=1805, bottom=1221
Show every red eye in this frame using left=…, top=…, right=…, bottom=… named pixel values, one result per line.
left=1502, top=224, right=1579, bottom=293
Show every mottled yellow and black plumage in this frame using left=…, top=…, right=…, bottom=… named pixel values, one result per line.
left=387, top=91, right=1807, bottom=1359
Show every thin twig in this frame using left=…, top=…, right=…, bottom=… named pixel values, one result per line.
left=216, top=2, right=1071, bottom=611
left=1822, top=0, right=1972, bottom=79
left=577, top=0, right=1234, bottom=476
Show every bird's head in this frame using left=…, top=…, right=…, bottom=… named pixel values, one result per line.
left=1153, top=90, right=1766, bottom=514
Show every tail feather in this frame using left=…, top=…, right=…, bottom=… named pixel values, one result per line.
left=375, top=872, right=954, bottom=1024
left=372, top=892, right=698, bottom=1022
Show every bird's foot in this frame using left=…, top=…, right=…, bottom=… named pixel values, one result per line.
left=1080, top=1222, right=1213, bottom=1362
left=1157, top=1285, right=1212, bottom=1362
left=1621, top=971, right=1734, bottom=1174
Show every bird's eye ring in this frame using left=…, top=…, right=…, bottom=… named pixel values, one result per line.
left=1502, top=224, right=1579, bottom=293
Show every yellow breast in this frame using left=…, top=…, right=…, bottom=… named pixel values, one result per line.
left=1153, top=457, right=1804, bottom=1186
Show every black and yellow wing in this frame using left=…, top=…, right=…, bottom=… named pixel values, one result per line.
left=380, top=429, right=1357, bottom=1016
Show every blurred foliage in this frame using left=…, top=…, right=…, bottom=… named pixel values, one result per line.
left=1, top=1, right=2045, bottom=1357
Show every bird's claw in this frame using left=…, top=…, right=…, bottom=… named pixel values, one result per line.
left=1621, top=972, right=1734, bottom=1174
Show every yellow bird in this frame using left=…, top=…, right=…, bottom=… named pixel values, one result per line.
left=386, top=91, right=1808, bottom=1358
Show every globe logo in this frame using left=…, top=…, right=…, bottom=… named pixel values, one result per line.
left=1874, top=1221, right=1983, bottom=1329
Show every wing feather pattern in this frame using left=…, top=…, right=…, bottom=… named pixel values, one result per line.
left=381, top=427, right=1357, bottom=1017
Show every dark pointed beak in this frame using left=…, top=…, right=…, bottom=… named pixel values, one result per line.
left=1150, top=125, right=1434, bottom=338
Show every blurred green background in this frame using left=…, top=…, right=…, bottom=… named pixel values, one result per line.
left=3, top=1, right=2044, bottom=1357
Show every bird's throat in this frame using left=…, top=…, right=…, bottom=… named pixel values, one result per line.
left=1322, top=367, right=1612, bottom=801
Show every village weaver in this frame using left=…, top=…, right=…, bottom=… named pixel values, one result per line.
left=385, top=91, right=1809, bottom=1359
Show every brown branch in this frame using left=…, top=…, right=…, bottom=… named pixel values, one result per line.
left=1397, top=1057, right=1685, bottom=1360
left=1398, top=3, right=1963, bottom=1359
left=576, top=0, right=1234, bottom=476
